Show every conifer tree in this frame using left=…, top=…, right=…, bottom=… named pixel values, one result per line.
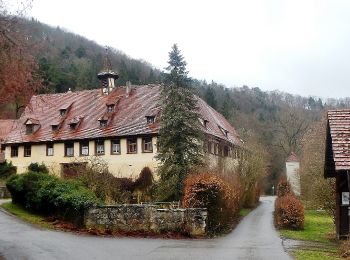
left=157, top=44, right=203, bottom=201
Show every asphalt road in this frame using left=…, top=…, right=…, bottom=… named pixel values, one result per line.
left=0, top=196, right=291, bottom=260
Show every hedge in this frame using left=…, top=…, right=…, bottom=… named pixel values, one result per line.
left=6, top=171, right=100, bottom=225
left=0, top=160, right=17, bottom=180
left=182, top=172, right=241, bottom=233
left=275, top=194, right=304, bottom=230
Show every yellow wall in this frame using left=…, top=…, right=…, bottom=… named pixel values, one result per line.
left=5, top=136, right=240, bottom=179
left=5, top=137, right=158, bottom=178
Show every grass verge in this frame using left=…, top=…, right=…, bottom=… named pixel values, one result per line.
left=1, top=202, right=55, bottom=229
left=280, top=210, right=335, bottom=243
left=279, top=210, right=341, bottom=259
left=293, top=250, right=339, bottom=260
left=239, top=208, right=252, bottom=217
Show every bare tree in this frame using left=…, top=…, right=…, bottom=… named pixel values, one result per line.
left=274, top=107, right=311, bottom=156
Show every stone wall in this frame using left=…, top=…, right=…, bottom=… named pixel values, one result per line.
left=84, top=205, right=207, bottom=236
left=0, top=186, right=10, bottom=199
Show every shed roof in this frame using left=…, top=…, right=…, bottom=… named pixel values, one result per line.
left=4, top=85, right=243, bottom=147
left=325, top=109, right=350, bottom=177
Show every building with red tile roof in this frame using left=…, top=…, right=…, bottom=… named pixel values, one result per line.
left=3, top=63, right=243, bottom=177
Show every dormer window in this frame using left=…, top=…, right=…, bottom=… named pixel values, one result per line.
left=26, top=124, right=34, bottom=134
left=60, top=109, right=67, bottom=116
left=146, top=116, right=155, bottom=124
left=68, top=116, right=83, bottom=130
left=218, top=125, right=229, bottom=138
left=51, top=125, right=59, bottom=131
left=69, top=123, right=77, bottom=130
left=106, top=104, right=115, bottom=113
left=24, top=118, right=40, bottom=135
left=199, top=118, right=209, bottom=128
left=100, top=120, right=107, bottom=128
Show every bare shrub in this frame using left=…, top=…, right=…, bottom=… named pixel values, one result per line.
left=76, top=157, right=132, bottom=204
left=275, top=194, right=304, bottom=230
left=277, top=179, right=293, bottom=197
left=133, top=167, right=154, bottom=203
left=182, top=172, right=241, bottom=233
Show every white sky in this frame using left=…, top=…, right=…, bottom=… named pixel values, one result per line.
left=27, top=0, right=350, bottom=98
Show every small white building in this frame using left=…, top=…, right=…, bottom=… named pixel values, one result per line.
left=286, top=152, right=300, bottom=196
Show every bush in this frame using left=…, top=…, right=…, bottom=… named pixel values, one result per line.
left=0, top=160, right=17, bottom=179
left=133, top=167, right=154, bottom=203
left=277, top=179, right=293, bottom=197
left=6, top=171, right=100, bottom=225
left=28, top=162, right=49, bottom=173
left=275, top=194, right=304, bottom=230
left=182, top=172, right=241, bottom=233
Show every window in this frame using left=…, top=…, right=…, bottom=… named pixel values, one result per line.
left=107, top=104, right=115, bottom=112
left=95, top=140, right=105, bottom=155
left=24, top=145, right=31, bottom=157
left=46, top=143, right=54, bottom=156
left=224, top=146, right=229, bottom=157
left=51, top=125, right=58, bottom=131
left=218, top=145, right=223, bottom=156
left=111, top=139, right=121, bottom=154
left=69, top=123, right=77, bottom=130
left=146, top=116, right=155, bottom=124
left=60, top=109, right=66, bottom=116
left=127, top=138, right=137, bottom=154
left=207, top=142, right=213, bottom=154
left=11, top=146, right=18, bottom=157
left=142, top=137, right=153, bottom=153
left=214, top=143, right=219, bottom=155
left=65, top=142, right=74, bottom=157
left=26, top=124, right=34, bottom=134
left=80, top=141, right=89, bottom=156
left=99, top=120, right=107, bottom=128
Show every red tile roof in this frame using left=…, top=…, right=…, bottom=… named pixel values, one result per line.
left=0, top=120, right=16, bottom=142
left=4, top=85, right=243, bottom=147
left=0, top=120, right=16, bottom=163
left=286, top=152, right=299, bottom=162
left=325, top=109, right=350, bottom=172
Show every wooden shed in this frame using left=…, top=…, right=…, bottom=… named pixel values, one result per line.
left=324, top=109, right=350, bottom=238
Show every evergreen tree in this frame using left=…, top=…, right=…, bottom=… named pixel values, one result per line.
left=157, top=44, right=203, bottom=201
left=204, top=87, right=217, bottom=109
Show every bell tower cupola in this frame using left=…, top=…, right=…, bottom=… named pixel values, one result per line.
left=97, top=47, right=119, bottom=95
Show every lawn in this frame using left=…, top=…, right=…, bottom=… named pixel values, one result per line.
left=293, top=250, right=340, bottom=260
left=1, top=202, right=54, bottom=229
left=279, top=210, right=341, bottom=260
left=280, top=210, right=335, bottom=243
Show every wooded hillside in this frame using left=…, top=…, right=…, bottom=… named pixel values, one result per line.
left=1, top=15, right=349, bottom=192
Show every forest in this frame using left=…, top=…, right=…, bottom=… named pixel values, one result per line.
left=1, top=5, right=350, bottom=192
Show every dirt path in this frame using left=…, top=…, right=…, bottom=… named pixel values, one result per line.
left=0, top=197, right=291, bottom=260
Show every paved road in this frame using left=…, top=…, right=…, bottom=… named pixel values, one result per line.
left=0, top=197, right=291, bottom=260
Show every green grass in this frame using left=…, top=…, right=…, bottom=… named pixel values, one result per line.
left=280, top=210, right=335, bottom=243
left=279, top=210, right=341, bottom=259
left=1, top=202, right=54, bottom=229
left=294, top=250, right=340, bottom=260
left=239, top=208, right=252, bottom=217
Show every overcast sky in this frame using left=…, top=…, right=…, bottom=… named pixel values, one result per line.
left=27, top=0, right=350, bottom=98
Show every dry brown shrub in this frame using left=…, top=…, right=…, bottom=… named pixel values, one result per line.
left=182, top=172, right=241, bottom=233
left=275, top=194, right=304, bottom=230
left=277, top=179, right=293, bottom=197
